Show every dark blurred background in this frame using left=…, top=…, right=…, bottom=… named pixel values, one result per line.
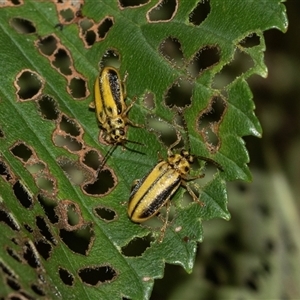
left=151, top=1, right=300, bottom=299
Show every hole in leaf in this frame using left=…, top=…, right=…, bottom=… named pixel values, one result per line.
left=119, top=0, right=150, bottom=8
left=37, top=35, right=57, bottom=56
left=54, top=135, right=83, bottom=152
left=212, top=50, right=254, bottom=89
left=69, top=77, right=87, bottom=99
left=144, top=92, right=155, bottom=110
left=0, top=127, right=4, bottom=137
left=99, top=49, right=120, bottom=69
left=197, top=95, right=226, bottom=148
left=189, top=0, right=210, bottom=26
left=147, top=0, right=177, bottom=22
left=6, top=247, right=22, bottom=263
left=24, top=223, right=33, bottom=233
left=83, top=169, right=115, bottom=196
left=10, top=17, right=36, bottom=34
left=37, top=194, right=58, bottom=224
left=97, top=17, right=114, bottom=39
left=36, top=177, right=55, bottom=192
left=0, top=160, right=13, bottom=181
left=31, top=284, right=45, bottom=296
left=83, top=150, right=101, bottom=170
left=55, top=200, right=83, bottom=230
left=159, top=37, right=184, bottom=67
left=121, top=234, right=152, bottom=257
left=6, top=0, right=22, bottom=5
left=147, top=115, right=179, bottom=148
left=53, top=49, right=72, bottom=76
left=36, top=216, right=56, bottom=245
left=188, top=45, right=220, bottom=77
left=0, top=260, right=16, bottom=278
left=59, top=267, right=74, bottom=286
left=78, top=265, right=117, bottom=286
left=12, top=237, right=21, bottom=245
left=6, top=277, right=21, bottom=291
left=37, top=95, right=59, bottom=120
left=165, top=79, right=194, bottom=108
left=60, top=8, right=74, bottom=22
left=84, top=30, right=96, bottom=47
left=59, top=225, right=94, bottom=255
left=10, top=143, right=33, bottom=162
left=59, top=159, right=85, bottom=185
left=23, top=242, right=40, bottom=268
left=94, top=206, right=117, bottom=222
left=34, top=239, right=52, bottom=260
left=13, top=181, right=33, bottom=208
left=0, top=207, right=20, bottom=231
left=0, top=260, right=17, bottom=279
left=66, top=203, right=80, bottom=226
left=201, top=95, right=226, bottom=123
left=16, top=71, right=42, bottom=101
left=26, top=162, right=45, bottom=174
left=239, top=33, right=260, bottom=48
left=79, top=19, right=93, bottom=32
left=59, top=115, right=81, bottom=137
left=18, top=291, right=35, bottom=300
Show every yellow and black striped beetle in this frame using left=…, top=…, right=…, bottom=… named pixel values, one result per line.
left=90, top=66, right=142, bottom=146
left=128, top=125, right=222, bottom=239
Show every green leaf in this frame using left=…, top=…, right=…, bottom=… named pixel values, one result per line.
left=0, top=0, right=287, bottom=299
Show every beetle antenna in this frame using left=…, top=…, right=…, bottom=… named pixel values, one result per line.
left=99, top=145, right=117, bottom=172
left=196, top=155, right=223, bottom=171
left=99, top=139, right=144, bottom=172
left=125, top=139, right=144, bottom=146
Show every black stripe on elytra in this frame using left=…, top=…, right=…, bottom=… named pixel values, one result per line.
left=138, top=177, right=181, bottom=219
left=107, top=69, right=122, bottom=114
left=129, top=163, right=167, bottom=218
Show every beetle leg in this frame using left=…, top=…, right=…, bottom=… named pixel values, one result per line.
left=89, top=101, right=95, bottom=109
left=158, top=201, right=171, bottom=243
left=123, top=97, right=144, bottom=128
left=182, top=181, right=205, bottom=207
